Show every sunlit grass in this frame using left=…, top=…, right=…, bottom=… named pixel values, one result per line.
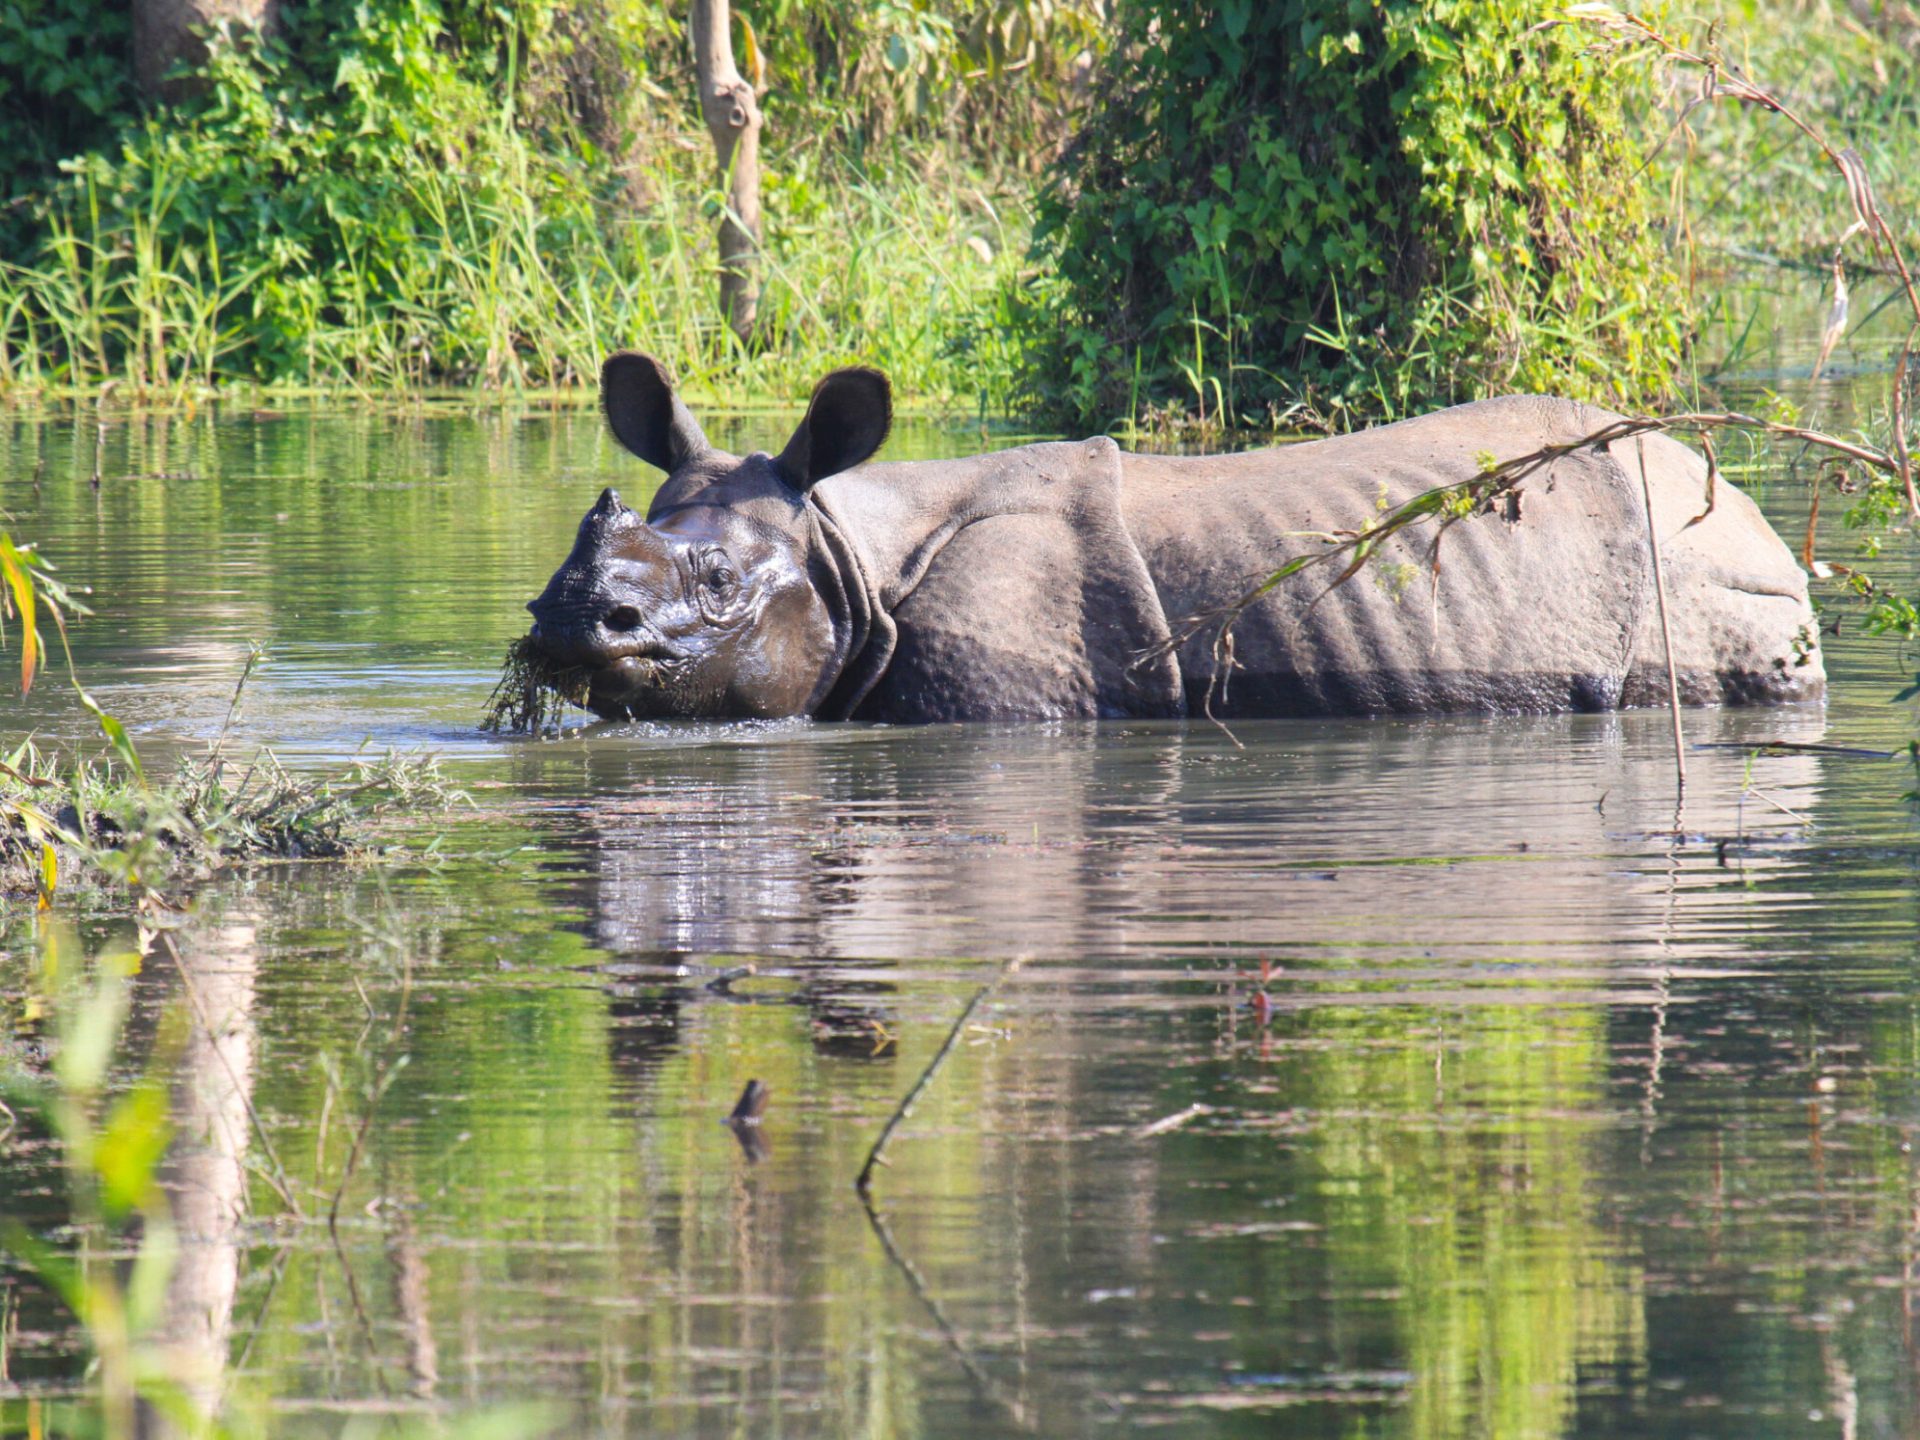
left=0, top=118, right=1029, bottom=412
left=0, top=737, right=464, bottom=901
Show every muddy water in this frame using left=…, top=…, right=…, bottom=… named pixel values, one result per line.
left=2, top=371, right=1920, bottom=1439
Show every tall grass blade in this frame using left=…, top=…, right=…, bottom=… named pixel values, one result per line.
left=0, top=534, right=41, bottom=694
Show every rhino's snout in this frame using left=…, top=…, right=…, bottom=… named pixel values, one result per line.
left=526, top=589, right=666, bottom=668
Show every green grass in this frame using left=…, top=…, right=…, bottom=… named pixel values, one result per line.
left=0, top=117, right=1030, bottom=413
left=482, top=635, right=591, bottom=736
left=1656, top=3, right=1920, bottom=266
left=2, top=3, right=1911, bottom=424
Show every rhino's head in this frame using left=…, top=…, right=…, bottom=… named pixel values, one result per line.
left=526, top=352, right=890, bottom=720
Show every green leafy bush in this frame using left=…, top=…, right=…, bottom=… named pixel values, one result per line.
left=0, top=0, right=131, bottom=204
left=746, top=0, right=1103, bottom=160
left=1023, top=0, right=1690, bottom=430
left=0, top=0, right=597, bottom=386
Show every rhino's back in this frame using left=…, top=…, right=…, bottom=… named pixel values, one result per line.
left=1119, top=396, right=1821, bottom=716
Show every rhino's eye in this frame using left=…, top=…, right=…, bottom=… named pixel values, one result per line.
left=700, top=552, right=738, bottom=594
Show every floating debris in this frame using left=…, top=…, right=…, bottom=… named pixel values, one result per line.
left=1137, top=1103, right=1217, bottom=1138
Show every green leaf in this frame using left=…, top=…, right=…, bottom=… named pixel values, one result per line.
left=0, top=534, right=40, bottom=695
left=96, top=1082, right=171, bottom=1222
left=77, top=688, right=144, bottom=786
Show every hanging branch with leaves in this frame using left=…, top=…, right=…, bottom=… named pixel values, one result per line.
left=1167, top=7, right=1920, bottom=698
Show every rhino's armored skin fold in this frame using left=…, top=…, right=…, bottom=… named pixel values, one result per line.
left=525, top=353, right=1824, bottom=723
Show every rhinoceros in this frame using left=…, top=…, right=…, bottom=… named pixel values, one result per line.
left=524, top=353, right=1823, bottom=722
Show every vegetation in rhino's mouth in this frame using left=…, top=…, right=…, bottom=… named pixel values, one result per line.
left=482, top=634, right=595, bottom=735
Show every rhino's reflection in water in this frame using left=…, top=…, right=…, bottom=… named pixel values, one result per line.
left=563, top=708, right=1829, bottom=968
left=444, top=704, right=1904, bottom=1438
left=26, top=703, right=1920, bottom=1440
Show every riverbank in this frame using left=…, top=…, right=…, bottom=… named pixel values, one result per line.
left=0, top=5, right=1910, bottom=426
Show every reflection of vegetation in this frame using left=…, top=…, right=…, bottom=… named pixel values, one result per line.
left=0, top=876, right=581, bottom=1437
left=220, top=875, right=971, bottom=1431
left=8, top=724, right=1920, bottom=1437
left=0, top=529, right=471, bottom=1434
left=1149, top=997, right=1641, bottom=1438
left=1305, top=1005, right=1638, bottom=1440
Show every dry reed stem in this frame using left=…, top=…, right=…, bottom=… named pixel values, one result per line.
left=1570, top=7, right=1920, bottom=513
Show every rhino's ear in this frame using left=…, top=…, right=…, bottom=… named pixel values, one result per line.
left=602, top=351, right=709, bottom=472
left=775, top=367, right=891, bottom=491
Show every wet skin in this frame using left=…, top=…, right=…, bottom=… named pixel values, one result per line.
left=529, top=482, right=837, bottom=720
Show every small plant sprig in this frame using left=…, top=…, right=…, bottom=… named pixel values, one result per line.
left=0, top=738, right=466, bottom=903
left=1, top=539, right=463, bottom=905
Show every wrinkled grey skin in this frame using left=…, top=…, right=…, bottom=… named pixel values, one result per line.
left=527, top=353, right=1824, bottom=722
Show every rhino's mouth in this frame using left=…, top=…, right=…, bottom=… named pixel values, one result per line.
left=525, top=605, right=681, bottom=667
left=587, top=649, right=703, bottom=717
left=598, top=637, right=680, bottom=665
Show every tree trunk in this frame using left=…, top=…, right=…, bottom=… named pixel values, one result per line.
left=132, top=0, right=279, bottom=103
left=690, top=0, right=763, bottom=345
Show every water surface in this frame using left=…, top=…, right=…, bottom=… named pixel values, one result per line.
left=2, top=345, right=1920, bottom=1438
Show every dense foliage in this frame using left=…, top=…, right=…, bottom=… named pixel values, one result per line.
left=0, top=0, right=1899, bottom=429
left=0, top=0, right=131, bottom=192
left=0, top=0, right=1097, bottom=399
left=1025, top=0, right=1690, bottom=430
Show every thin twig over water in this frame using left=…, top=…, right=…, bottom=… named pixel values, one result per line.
left=1636, top=436, right=1688, bottom=798
left=856, top=957, right=1021, bottom=1195
left=854, top=957, right=1028, bottom=1427
left=857, top=1190, right=1028, bottom=1427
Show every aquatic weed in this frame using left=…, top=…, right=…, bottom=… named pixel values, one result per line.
left=0, top=739, right=464, bottom=901
left=482, top=634, right=592, bottom=736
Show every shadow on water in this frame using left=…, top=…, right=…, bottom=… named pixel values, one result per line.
left=1, top=364, right=1920, bottom=1436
